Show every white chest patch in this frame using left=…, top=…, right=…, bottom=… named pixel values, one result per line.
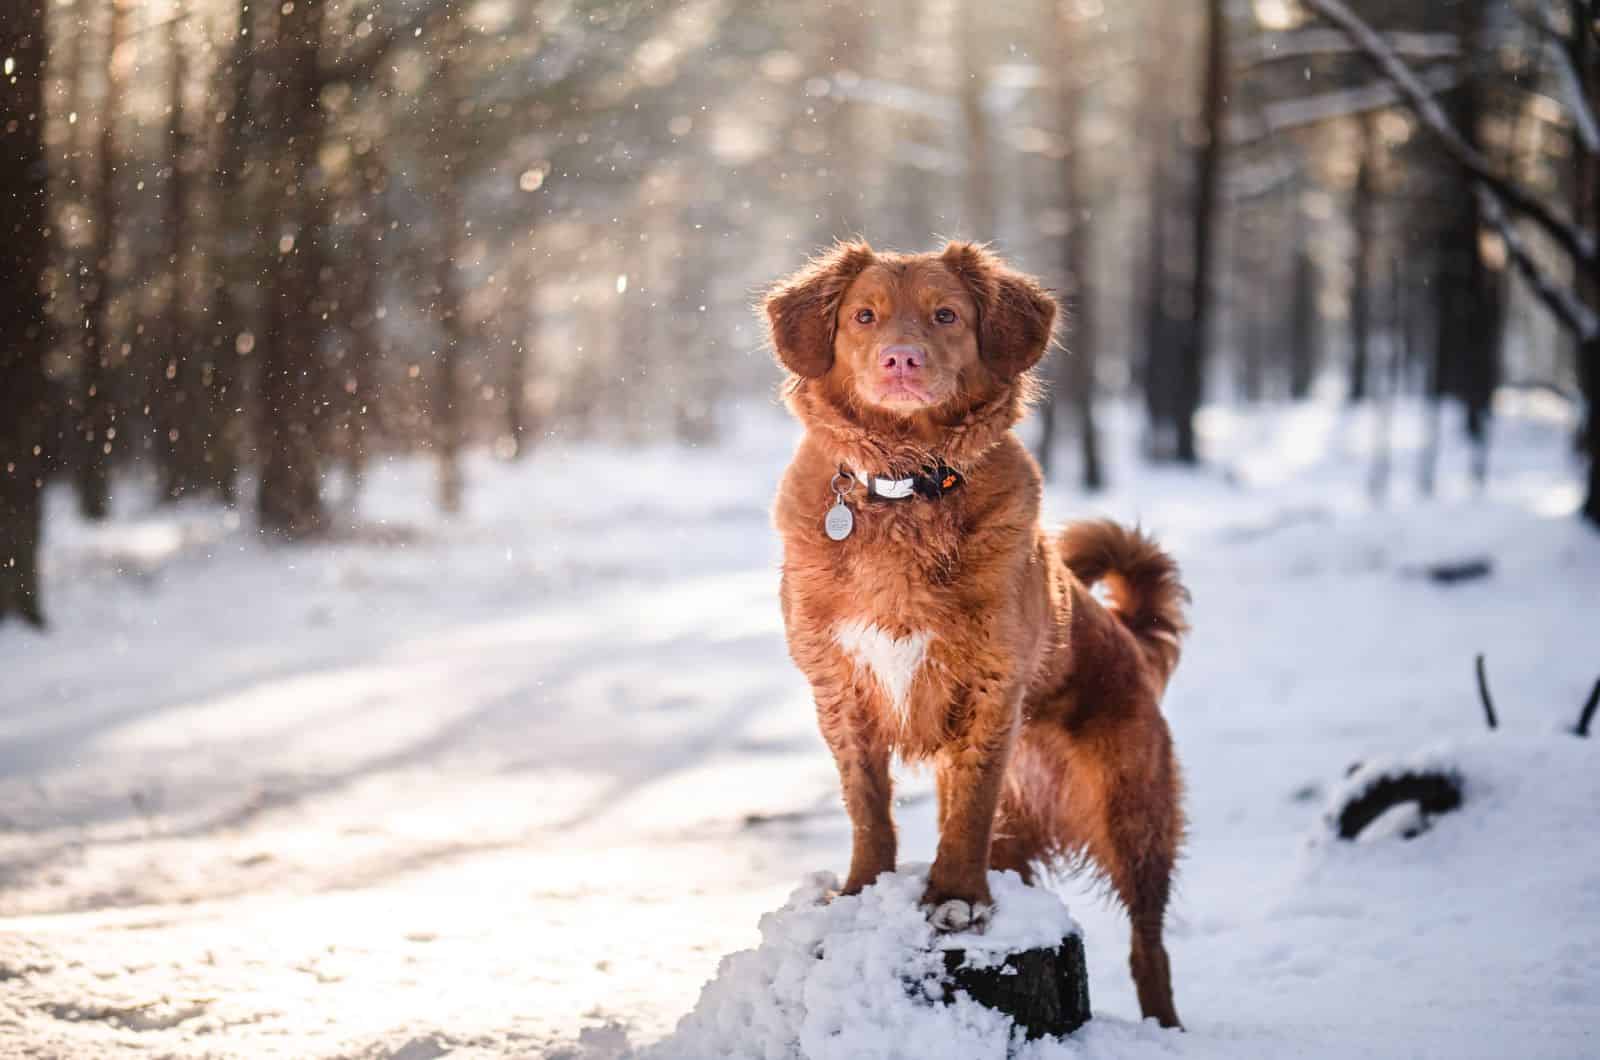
left=833, top=619, right=933, bottom=723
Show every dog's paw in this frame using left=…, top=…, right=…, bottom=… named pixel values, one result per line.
left=925, top=897, right=993, bottom=933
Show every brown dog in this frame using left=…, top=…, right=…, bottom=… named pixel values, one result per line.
left=765, top=240, right=1188, bottom=1028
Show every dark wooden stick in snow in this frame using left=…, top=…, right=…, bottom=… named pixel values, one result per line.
left=941, top=934, right=1091, bottom=1039
left=1575, top=677, right=1600, bottom=738
left=1475, top=654, right=1499, bottom=731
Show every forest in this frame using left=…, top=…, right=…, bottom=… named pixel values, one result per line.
left=3, top=0, right=1597, bottom=628
left=3, top=4, right=1599, bottom=1058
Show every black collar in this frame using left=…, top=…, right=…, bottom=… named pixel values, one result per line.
left=852, top=464, right=965, bottom=502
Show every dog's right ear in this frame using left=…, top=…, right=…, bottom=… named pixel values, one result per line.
left=763, top=241, right=875, bottom=378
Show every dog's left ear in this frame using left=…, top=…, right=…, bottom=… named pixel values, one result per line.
left=940, top=241, right=1057, bottom=378
left=763, top=240, right=876, bottom=378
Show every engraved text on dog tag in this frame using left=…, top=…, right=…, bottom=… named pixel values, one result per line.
left=825, top=499, right=854, bottom=541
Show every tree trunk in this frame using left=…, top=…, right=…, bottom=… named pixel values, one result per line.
left=1288, top=201, right=1319, bottom=399
left=1429, top=1, right=1498, bottom=478
left=504, top=234, right=539, bottom=459
left=1234, top=206, right=1266, bottom=403
left=1140, top=140, right=1179, bottom=460
left=157, top=6, right=210, bottom=503
left=53, top=4, right=86, bottom=475
left=957, top=0, right=996, bottom=238
left=1370, top=256, right=1407, bottom=503
left=1570, top=0, right=1600, bottom=528
left=1239, top=273, right=1265, bottom=403
left=1349, top=114, right=1377, bottom=404
left=75, top=0, right=129, bottom=520
left=343, top=157, right=387, bottom=489
left=1, top=0, right=52, bottom=626
left=1174, top=0, right=1226, bottom=465
left=1456, top=3, right=1498, bottom=483
left=257, top=0, right=329, bottom=538
left=506, top=333, right=530, bottom=458
left=203, top=0, right=260, bottom=508
left=1584, top=337, right=1600, bottom=527
left=1056, top=11, right=1102, bottom=491
left=1419, top=324, right=1444, bottom=498
left=821, top=2, right=866, bottom=240
left=670, top=212, right=720, bottom=445
left=1132, top=2, right=1179, bottom=460
left=886, top=0, right=936, bottom=245
left=434, top=21, right=468, bottom=515
left=1035, top=385, right=1059, bottom=480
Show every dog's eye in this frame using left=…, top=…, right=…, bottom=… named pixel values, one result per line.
left=853, top=308, right=876, bottom=325
left=934, top=307, right=958, bottom=325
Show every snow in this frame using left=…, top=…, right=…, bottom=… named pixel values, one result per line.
left=0, top=393, right=1597, bottom=1058
left=644, top=867, right=1077, bottom=1060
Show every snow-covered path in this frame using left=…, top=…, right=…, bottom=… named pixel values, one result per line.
left=2, top=398, right=1596, bottom=1058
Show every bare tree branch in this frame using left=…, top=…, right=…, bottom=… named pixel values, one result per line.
left=1547, top=38, right=1600, bottom=153
left=1236, top=28, right=1459, bottom=69
left=1478, top=186, right=1600, bottom=339
left=1230, top=65, right=1460, bottom=144
left=1508, top=0, right=1577, bottom=47
left=1302, top=0, right=1599, bottom=273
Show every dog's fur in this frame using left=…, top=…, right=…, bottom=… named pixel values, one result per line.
left=766, top=240, right=1189, bottom=1028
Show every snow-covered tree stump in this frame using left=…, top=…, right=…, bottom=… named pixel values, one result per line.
left=653, top=870, right=1093, bottom=1058
left=942, top=932, right=1091, bottom=1039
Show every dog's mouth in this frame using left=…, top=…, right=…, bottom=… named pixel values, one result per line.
left=865, top=375, right=939, bottom=409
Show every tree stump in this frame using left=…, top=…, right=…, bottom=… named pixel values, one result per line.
left=941, top=933, right=1091, bottom=1039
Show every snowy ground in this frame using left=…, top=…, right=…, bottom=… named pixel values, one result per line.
left=1, top=392, right=1596, bottom=1059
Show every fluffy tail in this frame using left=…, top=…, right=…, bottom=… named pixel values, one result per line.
left=1058, top=520, right=1189, bottom=686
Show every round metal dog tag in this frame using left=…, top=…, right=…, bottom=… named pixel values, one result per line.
left=824, top=500, right=854, bottom=541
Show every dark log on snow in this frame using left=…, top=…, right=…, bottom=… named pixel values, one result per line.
left=941, top=933, right=1091, bottom=1039
left=1421, top=557, right=1494, bottom=585
left=1336, top=770, right=1463, bottom=840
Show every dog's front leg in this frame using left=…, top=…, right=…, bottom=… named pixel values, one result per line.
left=923, top=691, right=1019, bottom=931
left=826, top=724, right=896, bottom=895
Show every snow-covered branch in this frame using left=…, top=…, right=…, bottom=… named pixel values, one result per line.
left=1302, top=0, right=1600, bottom=273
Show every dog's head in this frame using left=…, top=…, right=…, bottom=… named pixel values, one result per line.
left=763, top=240, right=1056, bottom=422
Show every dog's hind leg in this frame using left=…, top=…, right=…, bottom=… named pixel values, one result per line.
left=1121, top=861, right=1180, bottom=1030
left=1092, top=732, right=1184, bottom=1029
left=1028, top=715, right=1183, bottom=1028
